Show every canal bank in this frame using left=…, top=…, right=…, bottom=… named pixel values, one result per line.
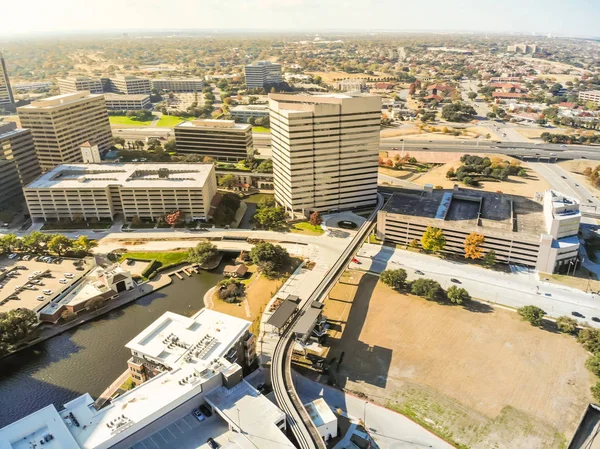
left=0, top=268, right=224, bottom=428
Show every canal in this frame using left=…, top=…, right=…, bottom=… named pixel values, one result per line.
left=0, top=270, right=223, bottom=428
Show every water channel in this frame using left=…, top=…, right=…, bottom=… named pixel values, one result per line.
left=0, top=270, right=223, bottom=428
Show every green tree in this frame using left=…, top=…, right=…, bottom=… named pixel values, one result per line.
left=421, top=227, right=446, bottom=252
left=217, top=278, right=245, bottom=302
left=446, top=285, right=470, bottom=304
left=586, top=354, right=600, bottom=376
left=250, top=242, right=289, bottom=277
left=380, top=269, right=407, bottom=290
left=411, top=278, right=443, bottom=300
left=219, top=174, right=238, bottom=189
left=256, top=159, right=273, bottom=173
left=164, top=139, right=177, bottom=152
left=255, top=206, right=286, bottom=230
left=556, top=316, right=578, bottom=334
left=482, top=250, right=497, bottom=268
left=0, top=234, right=21, bottom=253
left=578, top=328, right=600, bottom=354
left=21, top=231, right=50, bottom=253
left=187, top=242, right=219, bottom=265
left=0, top=309, right=38, bottom=356
left=467, top=91, right=477, bottom=100
left=74, top=236, right=97, bottom=254
left=592, top=381, right=600, bottom=402
left=309, top=211, right=322, bottom=227
left=518, top=305, right=546, bottom=327
left=48, top=235, right=73, bottom=256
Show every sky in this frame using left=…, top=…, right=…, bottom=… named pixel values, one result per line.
left=2, top=0, right=600, bottom=38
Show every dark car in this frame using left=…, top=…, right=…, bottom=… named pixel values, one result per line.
left=207, top=438, right=220, bottom=449
left=422, top=147, right=429, bottom=150
left=199, top=404, right=212, bottom=417
left=592, top=317, right=600, bottom=323
left=572, top=311, right=585, bottom=318
left=450, top=278, right=461, bottom=283
left=414, top=270, right=424, bottom=275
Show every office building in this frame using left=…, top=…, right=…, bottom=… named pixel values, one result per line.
left=151, top=78, right=204, bottom=92
left=57, top=76, right=104, bottom=95
left=17, top=92, right=113, bottom=171
left=377, top=187, right=580, bottom=273
left=0, top=121, right=42, bottom=190
left=174, top=119, right=253, bottom=161
left=103, top=94, right=151, bottom=111
left=24, top=163, right=217, bottom=222
left=579, top=90, right=600, bottom=106
left=244, top=61, right=283, bottom=89
left=0, top=53, right=14, bottom=107
left=269, top=93, right=381, bottom=214
left=107, top=75, right=151, bottom=95
left=229, top=104, right=269, bottom=123
left=506, top=44, right=542, bottom=54
left=12, top=81, right=53, bottom=92
left=0, top=309, right=293, bottom=449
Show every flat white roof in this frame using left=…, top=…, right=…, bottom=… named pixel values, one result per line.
left=103, top=94, right=150, bottom=101
left=126, top=309, right=250, bottom=369
left=25, top=163, right=214, bottom=190
left=0, top=405, right=81, bottom=449
left=175, top=120, right=251, bottom=131
left=18, top=92, right=102, bottom=110
left=304, top=398, right=337, bottom=428
left=206, top=380, right=294, bottom=448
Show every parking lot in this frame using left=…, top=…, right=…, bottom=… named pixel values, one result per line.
left=0, top=256, right=89, bottom=313
left=131, top=413, right=230, bottom=449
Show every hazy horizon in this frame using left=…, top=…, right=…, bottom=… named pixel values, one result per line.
left=2, top=0, right=599, bottom=39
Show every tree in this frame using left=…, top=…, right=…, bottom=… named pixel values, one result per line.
left=21, top=231, right=50, bottom=253
left=482, top=250, right=497, bottom=268
left=212, top=193, right=240, bottom=226
left=446, top=168, right=455, bottom=179
left=586, top=354, right=600, bottom=376
left=411, top=278, right=443, bottom=301
left=250, top=242, right=289, bottom=277
left=0, top=234, right=20, bottom=252
left=467, top=91, right=477, bottom=101
left=61, top=310, right=76, bottom=322
left=447, top=286, right=470, bottom=304
left=217, top=278, right=245, bottom=302
left=556, top=316, right=578, bottom=334
left=0, top=309, right=38, bottom=355
left=256, top=159, right=273, bottom=173
left=464, top=232, right=485, bottom=260
left=518, top=305, right=546, bottom=326
left=421, top=227, right=446, bottom=252
left=441, top=102, right=477, bottom=122
left=255, top=206, right=286, bottom=230
left=113, top=137, right=126, bottom=147
left=48, top=235, right=73, bottom=256
left=380, top=269, right=407, bottom=290
left=165, top=210, right=182, bottom=226
left=592, top=381, right=600, bottom=402
left=74, top=236, right=97, bottom=254
left=309, top=211, right=322, bottom=227
left=164, top=139, right=177, bottom=152
left=187, top=242, right=219, bottom=265
left=578, top=328, right=600, bottom=354
left=219, top=174, right=238, bottom=189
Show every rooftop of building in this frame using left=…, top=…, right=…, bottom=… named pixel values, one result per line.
left=17, top=92, right=102, bottom=110
left=58, top=76, right=100, bottom=82
left=103, top=93, right=150, bottom=101
left=25, top=163, right=214, bottom=190
left=304, top=398, right=337, bottom=428
left=230, top=104, right=269, bottom=111
left=152, top=78, right=204, bottom=82
left=382, top=187, right=546, bottom=240
left=269, top=92, right=382, bottom=113
left=206, top=380, right=294, bottom=448
left=0, top=121, right=27, bottom=139
left=125, top=309, right=250, bottom=369
left=175, top=119, right=251, bottom=131
left=111, top=75, right=149, bottom=81
left=246, top=61, right=281, bottom=67
left=580, top=90, right=600, bottom=96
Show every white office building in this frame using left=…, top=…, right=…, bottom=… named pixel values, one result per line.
left=230, top=105, right=269, bottom=123
left=245, top=61, right=283, bottom=89
left=269, top=93, right=381, bottom=214
left=151, top=79, right=204, bottom=92
left=57, top=77, right=104, bottom=95
left=103, top=94, right=151, bottom=110
left=107, top=76, right=151, bottom=95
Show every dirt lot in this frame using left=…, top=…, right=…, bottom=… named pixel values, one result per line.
left=322, top=271, right=594, bottom=449
left=0, top=256, right=89, bottom=313
left=398, top=153, right=551, bottom=196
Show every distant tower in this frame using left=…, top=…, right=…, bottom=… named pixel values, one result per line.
left=0, top=53, right=15, bottom=108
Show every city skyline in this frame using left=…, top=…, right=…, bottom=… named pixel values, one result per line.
left=2, top=0, right=600, bottom=38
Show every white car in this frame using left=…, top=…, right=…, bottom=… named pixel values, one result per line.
left=59, top=279, right=68, bottom=284
left=43, top=290, right=52, bottom=295
left=64, top=273, right=74, bottom=279
left=28, top=275, right=36, bottom=280
left=22, top=255, right=31, bottom=261
left=192, top=409, right=205, bottom=422
left=36, top=296, right=45, bottom=301
left=14, top=285, right=21, bottom=290
left=8, top=253, right=17, bottom=259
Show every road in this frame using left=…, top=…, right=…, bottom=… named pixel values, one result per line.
left=528, top=162, right=600, bottom=208
left=356, top=243, right=600, bottom=328
left=293, top=373, right=454, bottom=449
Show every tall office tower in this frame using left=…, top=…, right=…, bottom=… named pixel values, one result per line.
left=57, top=76, right=104, bottom=94
left=0, top=121, right=41, bottom=210
left=0, top=53, right=15, bottom=108
left=17, top=92, right=113, bottom=171
left=108, top=75, right=151, bottom=95
left=174, top=119, right=253, bottom=161
left=269, top=93, right=381, bottom=214
left=244, top=61, right=283, bottom=89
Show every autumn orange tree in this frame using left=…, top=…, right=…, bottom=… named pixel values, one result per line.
left=464, top=232, right=485, bottom=259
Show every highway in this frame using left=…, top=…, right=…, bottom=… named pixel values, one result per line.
left=271, top=195, right=384, bottom=449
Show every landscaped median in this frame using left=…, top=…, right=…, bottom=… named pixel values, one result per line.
left=120, top=251, right=189, bottom=280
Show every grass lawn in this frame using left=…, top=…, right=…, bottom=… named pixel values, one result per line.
left=119, top=377, right=135, bottom=392
left=244, top=193, right=274, bottom=204
left=156, top=115, right=192, bottom=128
left=109, top=116, right=153, bottom=126
left=252, top=126, right=271, bottom=133
left=120, top=251, right=189, bottom=266
left=291, top=221, right=324, bottom=236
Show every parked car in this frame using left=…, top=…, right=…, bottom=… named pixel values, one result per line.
left=592, top=317, right=600, bottom=323
left=450, top=278, right=461, bottom=283
left=414, top=270, right=424, bottom=275
left=192, top=409, right=205, bottom=422
left=36, top=296, right=45, bottom=301
left=199, top=404, right=212, bottom=417
left=43, top=290, right=52, bottom=295
left=59, top=279, right=68, bottom=284
left=64, top=273, right=74, bottom=279
left=22, top=255, right=31, bottom=261
left=206, top=438, right=220, bottom=449
left=8, top=253, right=17, bottom=259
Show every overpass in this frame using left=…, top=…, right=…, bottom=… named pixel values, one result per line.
left=271, top=195, right=384, bottom=449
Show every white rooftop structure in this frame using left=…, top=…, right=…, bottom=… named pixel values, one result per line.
left=175, top=119, right=251, bottom=131
left=126, top=309, right=250, bottom=369
left=304, top=398, right=338, bottom=440
left=26, top=163, right=214, bottom=190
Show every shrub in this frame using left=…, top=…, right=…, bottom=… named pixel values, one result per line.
left=556, top=316, right=578, bottom=334
left=217, top=278, right=245, bottom=302
left=380, top=269, right=407, bottom=290
left=411, top=278, right=443, bottom=301
left=518, top=305, right=546, bottom=327
left=446, top=286, right=470, bottom=304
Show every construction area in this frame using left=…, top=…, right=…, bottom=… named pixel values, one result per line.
left=318, top=270, right=595, bottom=449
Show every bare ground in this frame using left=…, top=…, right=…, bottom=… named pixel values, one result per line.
left=323, top=271, right=594, bottom=449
